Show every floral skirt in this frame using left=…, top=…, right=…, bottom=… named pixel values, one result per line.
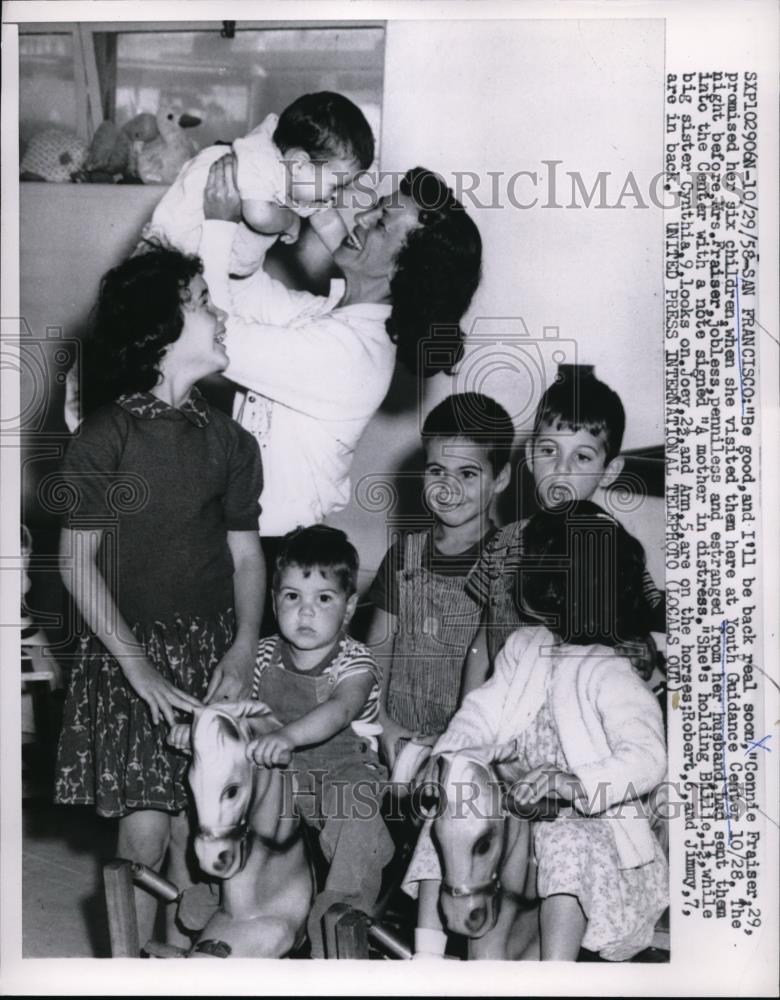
left=535, top=816, right=669, bottom=961
left=55, top=610, right=234, bottom=818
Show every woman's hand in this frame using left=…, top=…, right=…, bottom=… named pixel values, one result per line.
left=121, top=657, right=202, bottom=728
left=246, top=732, right=294, bottom=767
left=204, top=155, right=242, bottom=223
left=205, top=641, right=255, bottom=704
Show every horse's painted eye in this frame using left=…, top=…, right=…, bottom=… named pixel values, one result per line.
left=167, top=113, right=174, bottom=120
left=474, top=833, right=492, bottom=856
left=223, top=784, right=240, bottom=800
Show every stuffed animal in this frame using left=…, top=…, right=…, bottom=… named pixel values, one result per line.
left=81, top=112, right=160, bottom=181
left=136, top=105, right=202, bottom=184
left=20, top=128, right=89, bottom=182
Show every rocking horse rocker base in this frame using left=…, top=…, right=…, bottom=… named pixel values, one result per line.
left=103, top=859, right=313, bottom=959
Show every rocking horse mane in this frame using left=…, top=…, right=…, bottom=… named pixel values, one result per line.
left=191, top=704, right=282, bottom=762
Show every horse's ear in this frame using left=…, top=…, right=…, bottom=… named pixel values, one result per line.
left=216, top=712, right=242, bottom=742
left=390, top=739, right=433, bottom=785
left=413, top=756, right=445, bottom=820
left=218, top=700, right=280, bottom=723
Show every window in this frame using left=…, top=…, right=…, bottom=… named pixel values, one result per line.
left=19, top=33, right=78, bottom=152
left=19, top=22, right=385, bottom=169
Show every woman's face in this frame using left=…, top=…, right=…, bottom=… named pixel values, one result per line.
left=165, top=275, right=228, bottom=378
left=332, top=189, right=420, bottom=282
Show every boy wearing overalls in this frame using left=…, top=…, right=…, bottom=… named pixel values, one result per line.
left=248, top=525, right=393, bottom=958
left=366, top=393, right=514, bottom=769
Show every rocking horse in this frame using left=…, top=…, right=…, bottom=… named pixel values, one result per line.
left=183, top=701, right=314, bottom=957
left=397, top=742, right=669, bottom=961
left=104, top=701, right=314, bottom=958
left=413, top=744, right=541, bottom=960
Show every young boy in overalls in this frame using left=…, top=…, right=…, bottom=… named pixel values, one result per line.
left=248, top=525, right=393, bottom=958
left=366, top=392, right=514, bottom=769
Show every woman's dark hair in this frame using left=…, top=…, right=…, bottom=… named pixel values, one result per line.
left=518, top=500, right=653, bottom=646
left=273, top=524, right=359, bottom=597
left=79, top=245, right=202, bottom=415
left=422, top=392, right=515, bottom=474
left=386, top=167, right=482, bottom=379
left=273, top=91, right=375, bottom=170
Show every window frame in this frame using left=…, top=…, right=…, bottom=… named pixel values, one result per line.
left=19, top=19, right=386, bottom=143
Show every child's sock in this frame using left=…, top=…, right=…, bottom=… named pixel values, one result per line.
left=413, top=927, right=447, bottom=959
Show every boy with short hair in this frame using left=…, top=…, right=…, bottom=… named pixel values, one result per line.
left=248, top=524, right=393, bottom=958
left=466, top=369, right=664, bottom=668
left=366, top=392, right=514, bottom=768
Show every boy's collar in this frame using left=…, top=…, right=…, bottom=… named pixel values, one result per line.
left=277, top=632, right=346, bottom=675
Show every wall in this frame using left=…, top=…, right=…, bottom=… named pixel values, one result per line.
left=20, top=18, right=666, bottom=605
left=329, top=18, right=666, bottom=594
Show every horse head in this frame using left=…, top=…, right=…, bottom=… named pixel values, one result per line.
left=189, top=701, right=281, bottom=880
left=423, top=749, right=507, bottom=938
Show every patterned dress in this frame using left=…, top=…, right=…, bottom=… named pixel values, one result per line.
left=55, top=389, right=263, bottom=817
left=514, top=680, right=668, bottom=960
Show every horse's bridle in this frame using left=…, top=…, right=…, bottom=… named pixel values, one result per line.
left=196, top=820, right=249, bottom=843
left=440, top=872, right=501, bottom=900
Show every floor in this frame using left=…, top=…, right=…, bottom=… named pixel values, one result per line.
left=22, top=797, right=117, bottom=958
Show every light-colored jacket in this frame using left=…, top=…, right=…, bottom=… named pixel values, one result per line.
left=200, top=220, right=394, bottom=536
left=435, top=626, right=667, bottom=869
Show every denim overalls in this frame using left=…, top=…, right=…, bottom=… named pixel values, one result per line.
left=255, top=640, right=394, bottom=957
left=386, top=532, right=484, bottom=737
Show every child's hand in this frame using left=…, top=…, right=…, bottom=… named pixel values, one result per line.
left=246, top=733, right=294, bottom=767
left=617, top=634, right=657, bottom=682
left=309, top=209, right=349, bottom=254
left=379, top=718, right=414, bottom=769
left=511, top=766, right=584, bottom=807
left=167, top=723, right=192, bottom=754
left=279, top=214, right=301, bottom=245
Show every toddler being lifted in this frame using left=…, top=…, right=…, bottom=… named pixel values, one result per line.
left=144, top=91, right=375, bottom=275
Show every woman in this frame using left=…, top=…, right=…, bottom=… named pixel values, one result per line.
left=198, top=158, right=483, bottom=539
left=54, top=246, right=264, bottom=947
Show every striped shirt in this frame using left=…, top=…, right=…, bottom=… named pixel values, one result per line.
left=252, top=633, right=380, bottom=726
left=466, top=518, right=664, bottom=611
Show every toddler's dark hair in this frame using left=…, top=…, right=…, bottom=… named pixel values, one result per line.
left=518, top=500, right=653, bottom=646
left=78, top=244, right=203, bottom=416
left=273, top=525, right=359, bottom=597
left=273, top=91, right=375, bottom=170
left=422, top=392, right=514, bottom=473
left=533, top=369, right=626, bottom=462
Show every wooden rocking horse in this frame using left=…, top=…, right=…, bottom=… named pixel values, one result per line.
left=410, top=743, right=540, bottom=960
left=104, top=701, right=314, bottom=958
left=392, top=742, right=669, bottom=961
